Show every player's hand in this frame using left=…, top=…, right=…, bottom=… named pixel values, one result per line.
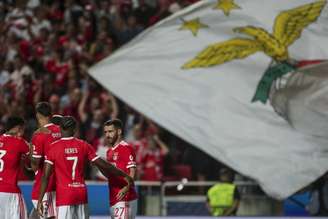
left=37, top=201, right=44, bottom=217
left=116, top=186, right=129, bottom=201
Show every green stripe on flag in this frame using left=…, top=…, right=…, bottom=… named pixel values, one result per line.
left=252, top=62, right=295, bottom=104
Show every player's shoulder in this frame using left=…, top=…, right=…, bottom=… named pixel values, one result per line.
left=3, top=135, right=29, bottom=149
left=47, top=138, right=64, bottom=153
left=1, top=134, right=24, bottom=142
left=33, top=127, right=50, bottom=138
left=117, top=141, right=134, bottom=152
left=46, top=123, right=61, bottom=132
left=119, top=140, right=132, bottom=147
left=72, top=137, right=88, bottom=146
left=50, top=138, right=62, bottom=145
left=64, top=137, right=90, bottom=150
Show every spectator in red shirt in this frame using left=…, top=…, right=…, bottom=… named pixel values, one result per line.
left=129, top=124, right=147, bottom=179
left=140, top=135, right=169, bottom=181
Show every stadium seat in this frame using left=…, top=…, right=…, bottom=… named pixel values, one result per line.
left=173, top=164, right=192, bottom=180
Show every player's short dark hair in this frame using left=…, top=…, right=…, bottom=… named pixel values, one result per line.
left=35, top=102, right=52, bottom=117
left=61, top=116, right=77, bottom=131
left=5, top=116, right=25, bottom=132
left=50, top=114, right=63, bottom=126
left=104, top=119, right=123, bottom=130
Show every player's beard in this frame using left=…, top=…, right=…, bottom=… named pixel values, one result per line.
left=108, top=132, right=118, bottom=146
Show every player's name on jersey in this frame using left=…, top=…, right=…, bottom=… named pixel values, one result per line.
left=51, top=133, right=61, bottom=138
left=68, top=182, right=85, bottom=188
left=65, top=148, right=78, bottom=154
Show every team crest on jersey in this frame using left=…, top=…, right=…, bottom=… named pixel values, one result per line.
left=129, top=155, right=134, bottom=161
left=113, top=152, right=118, bottom=161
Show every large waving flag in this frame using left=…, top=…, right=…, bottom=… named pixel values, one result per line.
left=89, top=0, right=328, bottom=199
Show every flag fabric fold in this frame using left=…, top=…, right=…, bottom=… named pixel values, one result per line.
left=89, top=0, right=328, bottom=199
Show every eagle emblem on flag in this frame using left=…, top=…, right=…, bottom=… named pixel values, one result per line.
left=183, top=0, right=326, bottom=103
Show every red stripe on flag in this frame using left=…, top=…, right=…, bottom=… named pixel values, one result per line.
left=297, top=60, right=324, bottom=68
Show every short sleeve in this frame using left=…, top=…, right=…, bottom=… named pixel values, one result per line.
left=44, top=146, right=55, bottom=166
left=126, top=146, right=137, bottom=169
left=86, top=142, right=100, bottom=162
left=31, top=133, right=44, bottom=158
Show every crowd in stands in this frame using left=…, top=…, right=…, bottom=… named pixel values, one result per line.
left=0, top=0, right=222, bottom=181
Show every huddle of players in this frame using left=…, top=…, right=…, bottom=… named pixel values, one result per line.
left=0, top=102, right=138, bottom=219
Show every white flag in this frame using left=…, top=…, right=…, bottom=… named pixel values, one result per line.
left=89, top=0, right=328, bottom=199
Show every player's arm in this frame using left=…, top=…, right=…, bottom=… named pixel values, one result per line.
left=30, top=156, right=41, bottom=172
left=129, top=167, right=137, bottom=180
left=30, top=128, right=49, bottom=171
left=86, top=142, right=133, bottom=184
left=20, top=155, right=34, bottom=179
left=30, top=141, right=41, bottom=171
left=20, top=140, right=33, bottom=177
left=93, top=157, right=133, bottom=185
left=153, top=135, right=169, bottom=155
left=93, top=157, right=134, bottom=200
left=37, top=162, right=53, bottom=217
left=127, top=146, right=137, bottom=180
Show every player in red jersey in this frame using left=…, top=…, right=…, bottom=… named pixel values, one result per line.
left=104, top=119, right=138, bottom=219
left=37, top=116, right=133, bottom=219
left=30, top=102, right=62, bottom=219
left=0, top=116, right=29, bottom=219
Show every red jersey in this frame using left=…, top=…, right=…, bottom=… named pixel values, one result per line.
left=45, top=137, right=99, bottom=206
left=31, top=123, right=61, bottom=200
left=106, top=141, right=138, bottom=206
left=0, top=134, right=29, bottom=193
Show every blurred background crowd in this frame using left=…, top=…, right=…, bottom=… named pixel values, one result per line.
left=0, top=0, right=223, bottom=182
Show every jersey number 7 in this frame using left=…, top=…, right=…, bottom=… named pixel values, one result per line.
left=66, top=156, right=78, bottom=180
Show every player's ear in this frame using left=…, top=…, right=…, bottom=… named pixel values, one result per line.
left=118, top=128, right=122, bottom=135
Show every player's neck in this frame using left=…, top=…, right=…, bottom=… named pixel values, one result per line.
left=39, top=118, right=50, bottom=127
left=62, top=135, right=74, bottom=139
left=111, top=137, right=122, bottom=147
left=5, top=131, right=18, bottom=136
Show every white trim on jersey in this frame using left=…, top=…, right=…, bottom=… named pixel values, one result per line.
left=61, top=137, right=74, bottom=140
left=44, top=160, right=53, bottom=165
left=32, top=155, right=42, bottom=158
left=44, top=123, right=54, bottom=128
left=126, top=164, right=137, bottom=169
left=91, top=156, right=100, bottom=162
